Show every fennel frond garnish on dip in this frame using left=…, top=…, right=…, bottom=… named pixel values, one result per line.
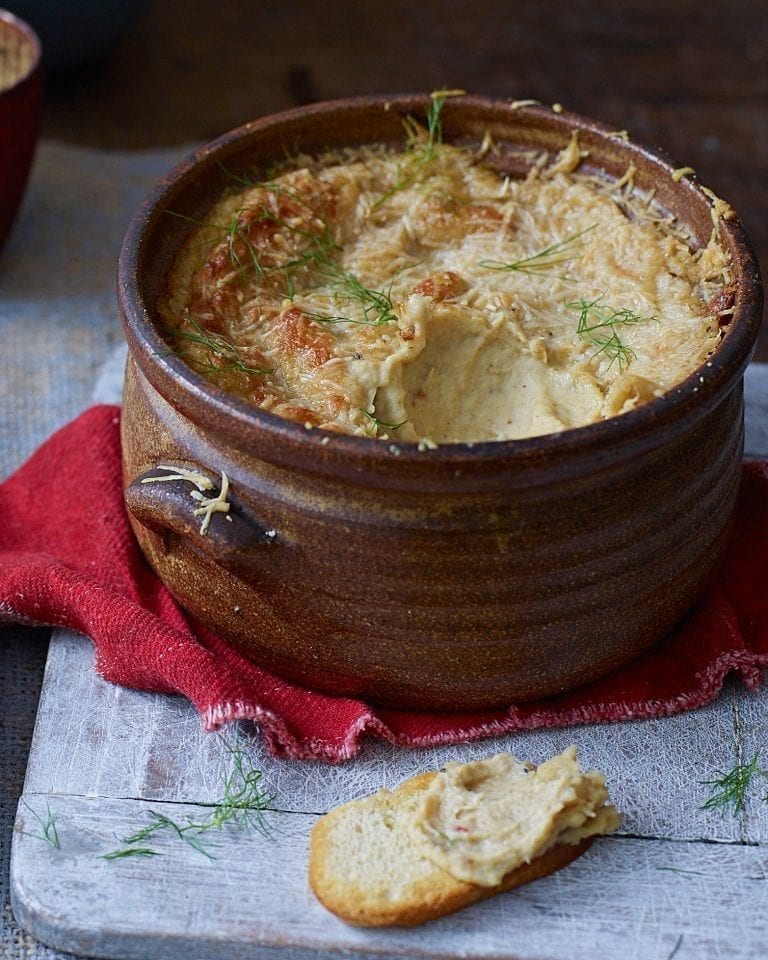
left=158, top=94, right=732, bottom=443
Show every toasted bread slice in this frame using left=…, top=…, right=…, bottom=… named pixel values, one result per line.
left=309, top=769, right=596, bottom=927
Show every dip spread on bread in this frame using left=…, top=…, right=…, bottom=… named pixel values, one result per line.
left=160, top=108, right=730, bottom=443
left=411, top=746, right=621, bottom=887
left=308, top=744, right=621, bottom=926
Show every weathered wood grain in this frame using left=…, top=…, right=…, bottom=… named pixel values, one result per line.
left=11, top=623, right=768, bottom=959
left=22, top=629, right=752, bottom=841
left=11, top=794, right=768, bottom=960
left=734, top=685, right=768, bottom=845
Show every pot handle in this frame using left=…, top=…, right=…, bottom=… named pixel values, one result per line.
left=124, top=464, right=278, bottom=574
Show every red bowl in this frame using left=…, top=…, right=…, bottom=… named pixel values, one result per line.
left=0, top=9, right=42, bottom=251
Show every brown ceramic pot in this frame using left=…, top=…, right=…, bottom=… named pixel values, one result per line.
left=118, top=95, right=762, bottom=711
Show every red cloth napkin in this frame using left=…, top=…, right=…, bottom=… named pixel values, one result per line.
left=2, top=405, right=768, bottom=762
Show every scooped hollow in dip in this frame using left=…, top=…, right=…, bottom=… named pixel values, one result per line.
left=158, top=106, right=731, bottom=443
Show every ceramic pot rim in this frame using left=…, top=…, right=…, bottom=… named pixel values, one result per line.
left=118, top=94, right=763, bottom=483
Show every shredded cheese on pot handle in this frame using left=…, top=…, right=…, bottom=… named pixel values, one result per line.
left=141, top=465, right=232, bottom=535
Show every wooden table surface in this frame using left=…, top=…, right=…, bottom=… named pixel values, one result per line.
left=10, top=622, right=768, bottom=960
left=2, top=2, right=767, bottom=959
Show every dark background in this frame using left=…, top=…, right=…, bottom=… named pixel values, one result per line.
left=39, top=0, right=768, bottom=357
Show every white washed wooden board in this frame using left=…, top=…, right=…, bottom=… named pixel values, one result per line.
left=16, top=631, right=766, bottom=842
left=10, top=629, right=768, bottom=960
left=12, top=792, right=768, bottom=960
left=9, top=361, right=768, bottom=959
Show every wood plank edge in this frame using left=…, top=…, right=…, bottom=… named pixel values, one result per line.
left=10, top=792, right=768, bottom=960
left=9, top=875, right=330, bottom=960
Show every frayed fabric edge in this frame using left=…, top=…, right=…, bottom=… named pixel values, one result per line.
left=199, top=651, right=768, bottom=763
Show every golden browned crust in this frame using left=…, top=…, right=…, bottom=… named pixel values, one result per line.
left=161, top=136, right=730, bottom=443
left=308, top=770, right=595, bottom=928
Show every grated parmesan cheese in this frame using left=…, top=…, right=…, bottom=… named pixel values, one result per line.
left=190, top=471, right=231, bottom=535
left=143, top=466, right=232, bottom=535
left=141, top=465, right=213, bottom=492
left=159, top=123, right=731, bottom=444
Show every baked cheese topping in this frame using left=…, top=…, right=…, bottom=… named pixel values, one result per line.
left=159, top=124, right=731, bottom=443
left=410, top=746, right=621, bottom=887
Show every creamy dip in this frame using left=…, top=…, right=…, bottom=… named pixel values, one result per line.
left=160, top=115, right=731, bottom=443
left=410, top=746, right=621, bottom=887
